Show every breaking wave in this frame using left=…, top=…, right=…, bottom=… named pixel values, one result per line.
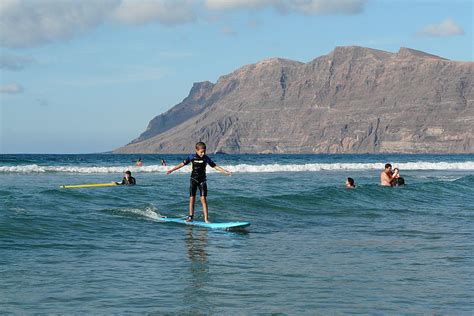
left=1, top=161, right=474, bottom=173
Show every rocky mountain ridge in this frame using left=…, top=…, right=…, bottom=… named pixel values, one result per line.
left=116, top=46, right=473, bottom=153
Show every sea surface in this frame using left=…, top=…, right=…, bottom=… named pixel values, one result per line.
left=1, top=154, right=473, bottom=314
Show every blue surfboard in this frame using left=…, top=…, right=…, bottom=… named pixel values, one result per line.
left=159, top=217, right=250, bottom=230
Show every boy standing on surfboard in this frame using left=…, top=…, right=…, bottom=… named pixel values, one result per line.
left=166, top=142, right=231, bottom=223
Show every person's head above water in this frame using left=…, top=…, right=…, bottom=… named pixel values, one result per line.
left=384, top=163, right=392, bottom=173
left=125, top=170, right=132, bottom=177
left=136, top=158, right=142, bottom=167
left=195, top=142, right=206, bottom=157
left=346, top=177, right=355, bottom=188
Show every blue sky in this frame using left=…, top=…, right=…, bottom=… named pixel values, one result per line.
left=0, top=0, right=472, bottom=153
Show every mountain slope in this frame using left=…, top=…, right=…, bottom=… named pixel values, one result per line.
left=115, top=46, right=474, bottom=153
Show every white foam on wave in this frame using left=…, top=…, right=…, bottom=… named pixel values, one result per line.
left=0, top=164, right=171, bottom=173
left=226, top=161, right=474, bottom=172
left=116, top=206, right=161, bottom=221
left=1, top=161, right=474, bottom=173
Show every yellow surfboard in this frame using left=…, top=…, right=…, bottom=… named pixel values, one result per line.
left=60, top=182, right=119, bottom=189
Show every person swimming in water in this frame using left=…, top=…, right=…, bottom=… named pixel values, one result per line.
left=136, top=158, right=142, bottom=167
left=393, top=168, right=405, bottom=186
left=346, top=177, right=356, bottom=188
left=115, top=170, right=136, bottom=185
left=380, top=163, right=399, bottom=186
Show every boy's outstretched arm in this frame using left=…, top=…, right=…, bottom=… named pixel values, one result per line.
left=167, top=162, right=185, bottom=175
left=213, top=165, right=232, bottom=176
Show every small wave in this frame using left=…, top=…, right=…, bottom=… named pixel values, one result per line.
left=226, top=161, right=474, bottom=172
left=1, top=161, right=474, bottom=173
left=0, top=164, right=169, bottom=173
left=452, top=174, right=474, bottom=185
left=113, top=206, right=161, bottom=221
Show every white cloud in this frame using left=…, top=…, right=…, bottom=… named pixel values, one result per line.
left=0, top=0, right=196, bottom=48
left=0, top=83, right=23, bottom=94
left=0, top=0, right=367, bottom=49
left=205, top=0, right=367, bottom=14
left=205, top=0, right=273, bottom=10
left=0, top=0, right=116, bottom=48
left=417, top=18, right=464, bottom=37
left=284, top=0, right=367, bottom=15
left=112, top=0, right=197, bottom=25
left=0, top=54, right=34, bottom=71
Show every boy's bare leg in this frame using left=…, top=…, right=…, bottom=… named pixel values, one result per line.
left=201, top=196, right=210, bottom=223
left=188, top=196, right=195, bottom=221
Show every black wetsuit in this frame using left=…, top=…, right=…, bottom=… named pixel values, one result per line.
left=121, top=176, right=136, bottom=185
left=183, top=153, right=216, bottom=197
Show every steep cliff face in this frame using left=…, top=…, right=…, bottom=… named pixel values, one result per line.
left=115, top=46, right=474, bottom=154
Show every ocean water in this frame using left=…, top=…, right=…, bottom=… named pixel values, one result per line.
left=1, top=154, right=473, bottom=314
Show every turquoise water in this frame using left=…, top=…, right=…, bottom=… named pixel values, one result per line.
left=1, top=154, right=473, bottom=314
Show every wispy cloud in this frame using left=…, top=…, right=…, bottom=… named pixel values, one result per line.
left=205, top=0, right=273, bottom=10
left=0, top=54, right=34, bottom=71
left=0, top=0, right=196, bottom=48
left=417, top=18, right=464, bottom=37
left=0, top=83, right=23, bottom=94
left=0, top=0, right=115, bottom=48
left=283, top=0, right=367, bottom=15
left=0, top=0, right=368, bottom=49
left=205, top=0, right=367, bottom=15
left=112, top=0, right=197, bottom=25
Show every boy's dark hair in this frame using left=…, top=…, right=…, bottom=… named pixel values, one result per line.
left=385, top=163, right=392, bottom=169
left=347, top=177, right=355, bottom=186
left=195, top=142, right=206, bottom=150
left=125, top=170, right=131, bottom=175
